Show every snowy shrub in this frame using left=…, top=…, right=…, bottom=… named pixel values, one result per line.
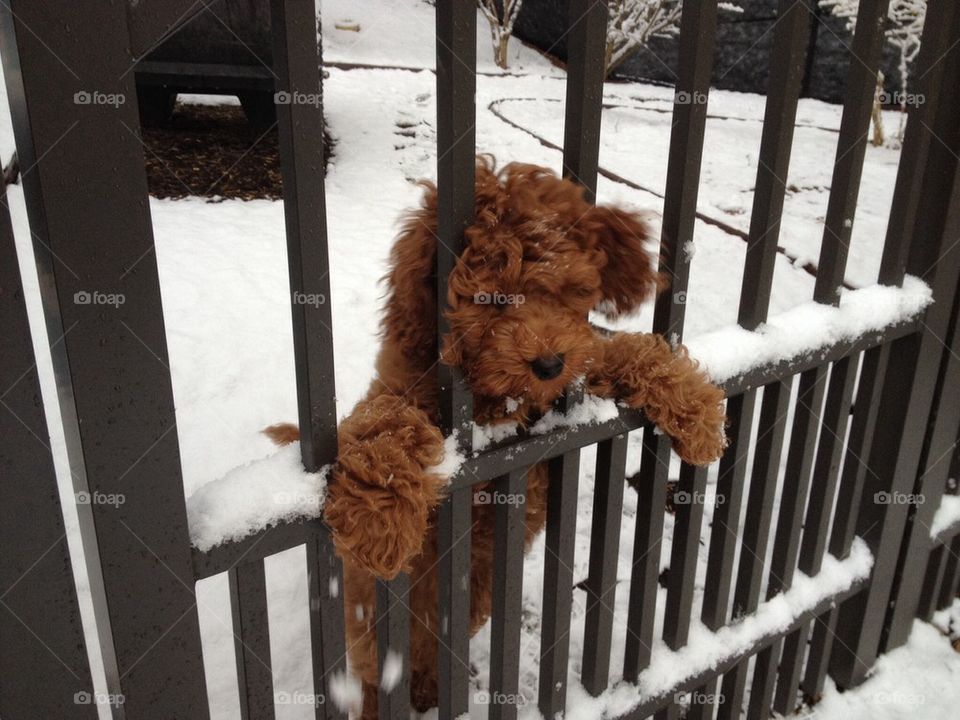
left=604, top=0, right=742, bottom=77
left=478, top=0, right=523, bottom=69
left=821, top=0, right=927, bottom=145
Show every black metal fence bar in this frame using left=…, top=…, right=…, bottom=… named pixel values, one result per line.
left=738, top=0, right=810, bottom=330
left=0, top=186, right=97, bottom=719
left=0, top=2, right=209, bottom=716
left=717, top=379, right=791, bottom=720
left=375, top=575, right=411, bottom=720
left=879, top=0, right=959, bottom=286
left=488, top=470, right=528, bottom=720
left=812, top=0, right=891, bottom=303
left=883, top=286, right=960, bottom=648
left=623, top=2, right=719, bottom=685
left=270, top=4, right=348, bottom=715
left=538, top=2, right=606, bottom=714
left=434, top=3, right=477, bottom=716
left=230, top=562, right=276, bottom=720
left=662, top=464, right=709, bottom=649
left=306, top=530, right=348, bottom=720
left=830, top=12, right=960, bottom=683
left=582, top=434, right=629, bottom=695
left=918, top=544, right=949, bottom=620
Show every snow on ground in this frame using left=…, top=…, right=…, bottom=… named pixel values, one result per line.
left=3, top=1, right=958, bottom=719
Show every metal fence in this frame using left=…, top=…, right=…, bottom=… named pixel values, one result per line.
left=1, top=1, right=959, bottom=719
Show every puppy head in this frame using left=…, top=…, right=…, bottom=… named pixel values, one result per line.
left=439, top=161, right=663, bottom=411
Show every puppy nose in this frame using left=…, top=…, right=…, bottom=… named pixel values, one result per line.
left=530, top=354, right=565, bottom=380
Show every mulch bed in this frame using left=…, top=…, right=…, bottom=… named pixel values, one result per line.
left=142, top=103, right=331, bottom=201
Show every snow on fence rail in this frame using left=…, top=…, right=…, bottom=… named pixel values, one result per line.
left=2, top=1, right=960, bottom=720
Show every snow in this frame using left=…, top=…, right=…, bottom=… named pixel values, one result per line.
left=2, top=0, right=956, bottom=718
left=529, top=393, right=621, bottom=434
left=186, top=444, right=328, bottom=552
left=930, top=495, right=960, bottom=539
left=686, top=275, right=932, bottom=384
left=381, top=650, right=404, bottom=693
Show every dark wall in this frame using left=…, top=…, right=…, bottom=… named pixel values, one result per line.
left=513, top=0, right=913, bottom=104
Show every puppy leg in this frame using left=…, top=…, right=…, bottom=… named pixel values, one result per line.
left=588, top=332, right=727, bottom=465
left=325, top=393, right=446, bottom=579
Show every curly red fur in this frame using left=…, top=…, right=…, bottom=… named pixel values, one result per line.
left=269, top=159, right=726, bottom=718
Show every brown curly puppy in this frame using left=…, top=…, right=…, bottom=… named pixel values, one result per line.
left=267, top=158, right=726, bottom=718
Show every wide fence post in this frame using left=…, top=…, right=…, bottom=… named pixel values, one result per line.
left=0, top=183, right=98, bottom=718
left=0, top=1, right=210, bottom=717
left=830, top=0, right=960, bottom=687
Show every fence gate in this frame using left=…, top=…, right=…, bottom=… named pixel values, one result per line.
left=1, top=1, right=959, bottom=720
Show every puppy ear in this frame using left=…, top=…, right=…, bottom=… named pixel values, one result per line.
left=584, top=205, right=665, bottom=318
left=381, top=182, right=438, bottom=372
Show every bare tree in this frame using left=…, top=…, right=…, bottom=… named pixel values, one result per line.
left=822, top=0, right=927, bottom=144
left=605, top=1, right=742, bottom=77
left=479, top=0, right=523, bottom=69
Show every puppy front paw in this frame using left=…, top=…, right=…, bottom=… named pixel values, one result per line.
left=667, top=386, right=728, bottom=466
left=324, top=430, right=445, bottom=579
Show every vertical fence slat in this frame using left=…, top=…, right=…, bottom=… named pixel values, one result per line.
left=582, top=434, right=629, bottom=695
left=231, top=562, right=276, bottom=720
left=0, top=2, right=209, bottom=716
left=538, top=451, right=582, bottom=717
left=623, top=433, right=671, bottom=683
left=562, top=0, right=607, bottom=201
left=812, top=0, right=892, bottom=303
left=376, top=575, right=411, bottom=720
left=738, top=0, right=811, bottom=329
left=717, top=379, right=791, bottom=720
left=434, top=4, right=477, bottom=716
left=663, top=464, right=708, bottom=650
left=0, top=185, right=97, bottom=719
left=307, top=529, right=347, bottom=720
left=916, top=544, right=949, bottom=621
left=489, top=470, right=528, bottom=720
left=623, top=0, right=719, bottom=688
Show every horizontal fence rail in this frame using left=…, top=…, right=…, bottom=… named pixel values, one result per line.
left=1, top=0, right=958, bottom=719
